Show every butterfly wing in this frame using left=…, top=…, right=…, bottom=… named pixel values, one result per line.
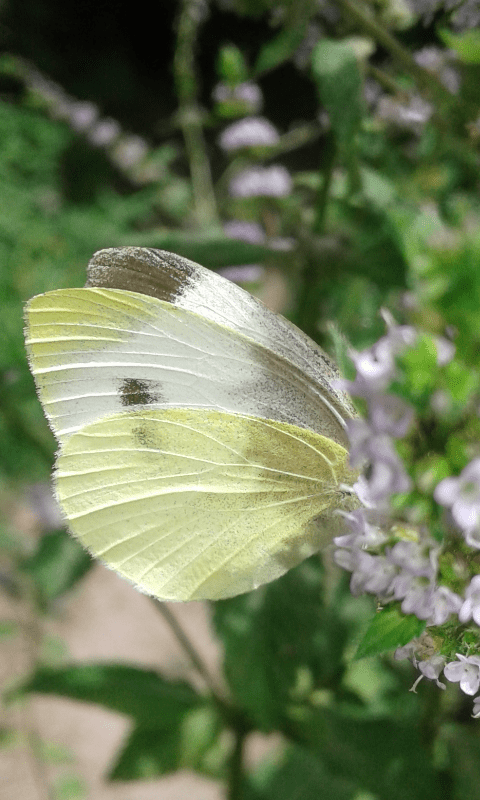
left=55, top=407, right=356, bottom=601
left=25, top=287, right=350, bottom=447
left=86, top=247, right=355, bottom=418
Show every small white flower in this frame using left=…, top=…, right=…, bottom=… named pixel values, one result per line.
left=444, top=654, right=480, bottom=695
left=418, top=655, right=447, bottom=689
left=472, top=695, right=480, bottom=718
left=464, top=526, right=480, bottom=550
left=219, top=117, right=279, bottom=151
left=394, top=639, right=419, bottom=661
left=229, top=165, right=292, bottom=198
left=434, top=459, right=480, bottom=531
left=427, top=586, right=462, bottom=626
left=434, top=336, right=455, bottom=366
left=459, top=575, right=480, bottom=626
left=111, top=135, right=148, bottom=168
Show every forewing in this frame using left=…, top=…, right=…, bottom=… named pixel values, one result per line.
left=25, top=287, right=349, bottom=447
left=86, top=247, right=355, bottom=420
left=55, top=408, right=356, bottom=601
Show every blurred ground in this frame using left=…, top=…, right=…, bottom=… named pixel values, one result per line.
left=1, top=564, right=226, bottom=800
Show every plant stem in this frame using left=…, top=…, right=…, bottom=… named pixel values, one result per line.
left=227, top=726, right=247, bottom=800
left=174, top=0, right=219, bottom=226
left=294, top=133, right=336, bottom=340
left=152, top=600, right=222, bottom=698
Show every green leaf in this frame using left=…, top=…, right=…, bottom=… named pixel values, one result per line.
left=355, top=606, right=426, bottom=660
left=440, top=28, right=480, bottom=64
left=255, top=24, right=308, bottom=75
left=291, top=706, right=443, bottom=800
left=217, top=45, right=249, bottom=84
left=213, top=558, right=349, bottom=730
left=14, top=664, right=201, bottom=727
left=444, top=723, right=480, bottom=798
left=311, top=39, right=364, bottom=150
left=20, top=529, right=92, bottom=606
left=246, top=744, right=357, bottom=800
left=109, top=703, right=223, bottom=780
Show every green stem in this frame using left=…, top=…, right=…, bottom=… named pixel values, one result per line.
left=294, top=133, right=336, bottom=340
left=152, top=600, right=223, bottom=699
left=174, top=0, right=219, bottom=226
left=227, top=726, right=247, bottom=800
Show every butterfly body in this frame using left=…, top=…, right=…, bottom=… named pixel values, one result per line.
left=25, top=247, right=357, bottom=601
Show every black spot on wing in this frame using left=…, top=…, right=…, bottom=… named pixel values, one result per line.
left=119, top=378, right=162, bottom=407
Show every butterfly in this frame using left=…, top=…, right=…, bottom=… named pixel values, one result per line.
left=24, top=247, right=357, bottom=602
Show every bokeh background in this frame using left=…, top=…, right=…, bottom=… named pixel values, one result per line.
left=2, top=0, right=480, bottom=798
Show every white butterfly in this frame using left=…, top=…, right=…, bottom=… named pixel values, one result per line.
left=25, top=247, right=357, bottom=601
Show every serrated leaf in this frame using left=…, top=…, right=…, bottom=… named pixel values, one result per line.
left=355, top=606, right=426, bottom=660
left=14, top=664, right=200, bottom=727
left=311, top=39, right=363, bottom=150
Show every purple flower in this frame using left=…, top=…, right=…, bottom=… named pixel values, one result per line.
left=213, top=81, right=263, bottom=113
left=219, top=117, right=279, bottom=151
left=68, top=101, right=98, bottom=132
left=229, top=166, right=292, bottom=198
left=334, top=508, right=387, bottom=550
left=459, top=575, right=480, bottom=626
left=348, top=552, right=397, bottom=596
left=223, top=220, right=266, bottom=243
left=88, top=118, right=121, bottom=147
left=393, top=575, right=435, bottom=619
left=368, top=394, right=415, bottom=438
left=434, top=458, right=480, bottom=531
left=428, top=586, right=462, bottom=625
left=218, top=265, right=264, bottom=284
left=353, top=454, right=411, bottom=506
left=444, top=654, right=480, bottom=695
left=388, top=541, right=434, bottom=578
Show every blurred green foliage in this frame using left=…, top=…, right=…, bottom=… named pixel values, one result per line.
left=2, top=0, right=480, bottom=798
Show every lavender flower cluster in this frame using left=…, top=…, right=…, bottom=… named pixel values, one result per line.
left=213, top=73, right=294, bottom=285
left=334, top=319, right=480, bottom=715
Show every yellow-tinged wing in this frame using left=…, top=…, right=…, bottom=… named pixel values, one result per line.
left=55, top=408, right=357, bottom=601
left=24, top=287, right=350, bottom=448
